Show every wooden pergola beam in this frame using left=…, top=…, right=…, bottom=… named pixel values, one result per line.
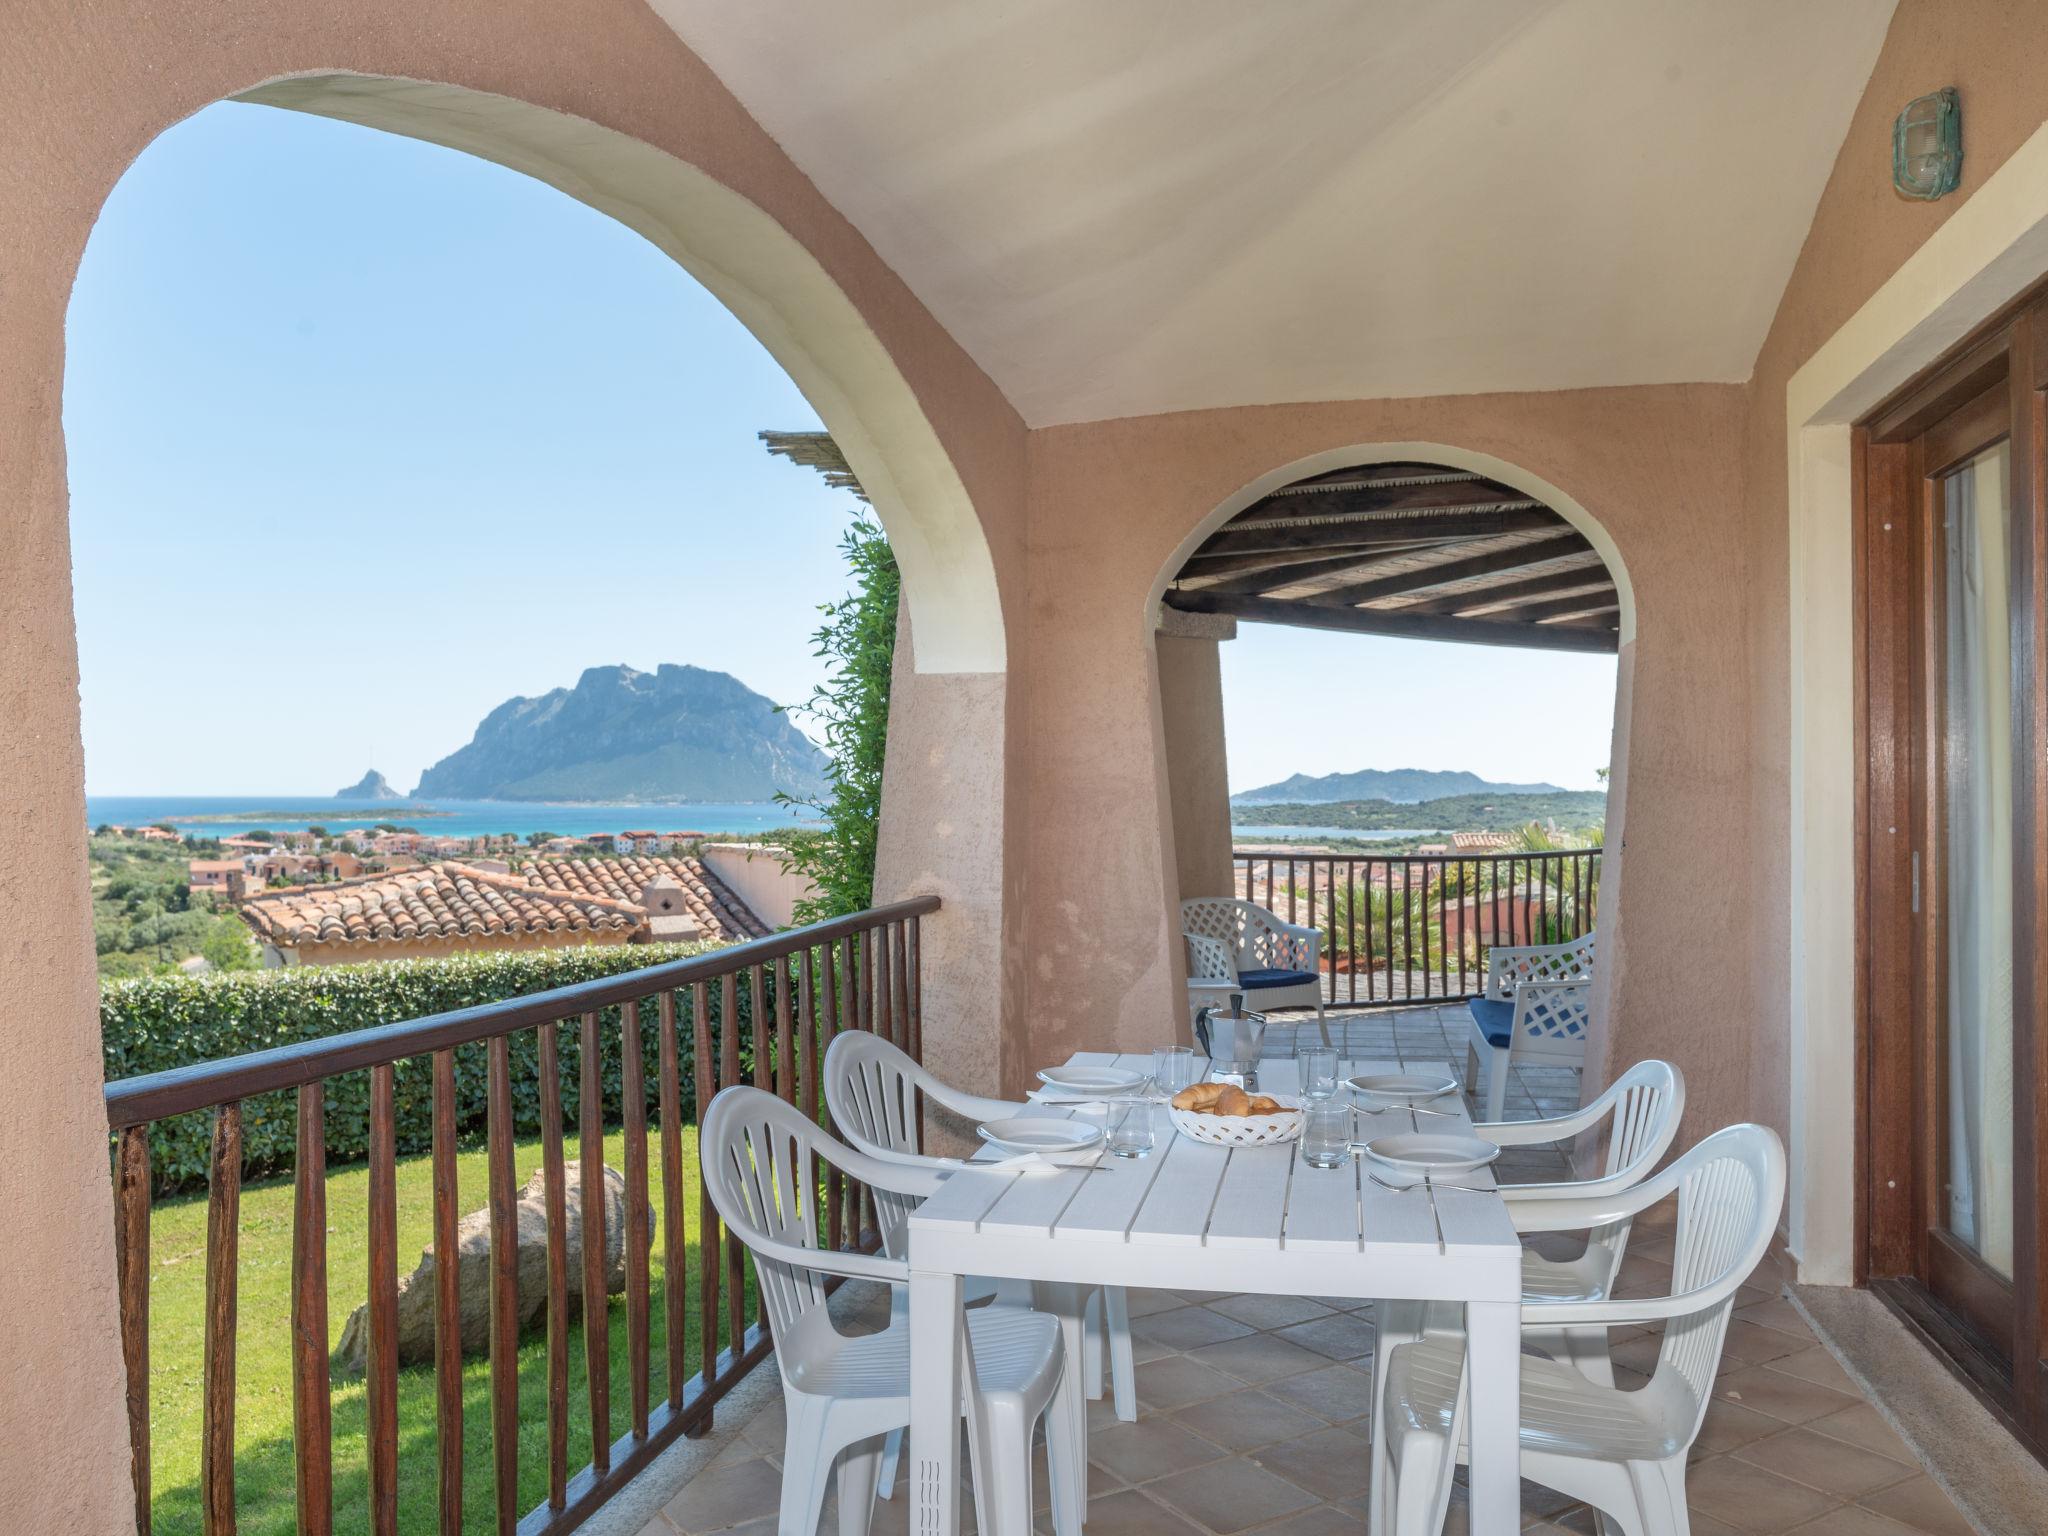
left=1181, top=543, right=1471, bottom=596
left=1317, top=531, right=1593, bottom=605
left=1490, top=592, right=1624, bottom=625
left=1399, top=563, right=1613, bottom=616
left=1164, top=588, right=1619, bottom=654
left=1229, top=477, right=1534, bottom=524
left=1195, top=509, right=1559, bottom=559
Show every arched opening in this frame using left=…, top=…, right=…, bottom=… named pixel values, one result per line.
left=59, top=73, right=1011, bottom=1536
left=1152, top=449, right=1629, bottom=1115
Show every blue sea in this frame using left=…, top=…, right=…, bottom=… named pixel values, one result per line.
left=1230, top=824, right=1430, bottom=842
left=85, top=795, right=820, bottom=841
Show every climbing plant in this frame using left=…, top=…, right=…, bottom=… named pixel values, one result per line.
left=778, top=504, right=900, bottom=923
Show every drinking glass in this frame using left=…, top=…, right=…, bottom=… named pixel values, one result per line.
left=1296, top=1041, right=1339, bottom=1100
left=1153, top=1045, right=1197, bottom=1098
left=1302, top=1099, right=1351, bottom=1169
left=1108, top=1099, right=1156, bottom=1159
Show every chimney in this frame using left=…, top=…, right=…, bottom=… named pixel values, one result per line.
left=638, top=874, right=703, bottom=942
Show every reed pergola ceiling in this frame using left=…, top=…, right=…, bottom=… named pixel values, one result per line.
left=1165, top=463, right=1618, bottom=654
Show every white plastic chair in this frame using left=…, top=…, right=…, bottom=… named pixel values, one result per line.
left=823, top=1029, right=1139, bottom=1440
left=1374, top=1122, right=1787, bottom=1536
left=1464, top=930, right=1597, bottom=1119
left=1181, top=897, right=1330, bottom=1048
left=701, top=1086, right=1083, bottom=1536
left=1368, top=1059, right=1687, bottom=1505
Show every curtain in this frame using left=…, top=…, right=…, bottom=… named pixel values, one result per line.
left=1943, top=441, right=2015, bottom=1279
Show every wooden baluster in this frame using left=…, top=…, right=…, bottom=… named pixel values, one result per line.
left=906, top=917, right=922, bottom=1064
left=622, top=999, right=652, bottom=1440
left=693, top=979, right=719, bottom=1394
left=749, top=964, right=770, bottom=1090
left=367, top=1065, right=399, bottom=1536
left=580, top=1010, right=612, bottom=1471
left=875, top=924, right=895, bottom=1051
left=292, top=1088, right=333, bottom=1536
left=1382, top=863, right=1395, bottom=1004
left=775, top=955, right=794, bottom=1098
left=657, top=991, right=687, bottom=1410
left=486, top=1036, right=519, bottom=1535
left=539, top=1021, right=570, bottom=1508
left=891, top=922, right=910, bottom=1051
left=798, top=948, right=818, bottom=1130
left=201, top=1102, right=241, bottom=1536
left=824, top=942, right=845, bottom=1247
left=431, top=1051, right=462, bottom=1536
left=721, top=975, right=744, bottom=1354
left=116, top=1125, right=153, bottom=1536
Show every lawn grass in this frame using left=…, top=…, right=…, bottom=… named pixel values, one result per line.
left=144, top=1123, right=759, bottom=1535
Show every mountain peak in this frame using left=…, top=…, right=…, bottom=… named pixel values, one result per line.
left=336, top=769, right=401, bottom=801
left=413, top=664, right=828, bottom=803
left=1232, top=766, right=1567, bottom=806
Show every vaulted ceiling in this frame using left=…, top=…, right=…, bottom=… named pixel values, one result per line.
left=651, top=0, right=1899, bottom=426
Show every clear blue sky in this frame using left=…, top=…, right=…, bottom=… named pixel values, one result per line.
left=65, top=102, right=1615, bottom=799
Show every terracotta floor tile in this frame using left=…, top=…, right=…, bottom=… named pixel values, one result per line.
left=1735, top=1295, right=1815, bottom=1335
left=1715, top=1364, right=1863, bottom=1425
left=1252, top=1503, right=1367, bottom=1536
left=1125, top=1288, right=1194, bottom=1318
left=659, top=1456, right=786, bottom=1535
left=1087, top=1416, right=1229, bottom=1485
left=1135, top=1354, right=1245, bottom=1412
left=1695, top=1398, right=1813, bottom=1456
left=1683, top=1455, right=1840, bottom=1533
left=1058, top=1489, right=1210, bottom=1536
left=1803, top=1403, right=1917, bottom=1466
left=1206, top=1293, right=1336, bottom=1330
left=1249, top=1424, right=1374, bottom=1502
left=1274, top=1311, right=1378, bottom=1362
left=1764, top=1347, right=1860, bottom=1395
left=1781, top=1507, right=1921, bottom=1536
left=1186, top=1329, right=1330, bottom=1384
left=1171, top=1390, right=1330, bottom=1452
left=635, top=1517, right=680, bottom=1536
left=1733, top=1427, right=1919, bottom=1499
left=1723, top=1320, right=1818, bottom=1367
left=1852, top=1476, right=1974, bottom=1536
left=1144, top=1454, right=1320, bottom=1534
left=1263, top=1362, right=1377, bottom=1424
left=1136, top=1306, right=1260, bottom=1351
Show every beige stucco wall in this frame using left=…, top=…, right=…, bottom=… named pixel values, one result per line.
left=1740, top=0, right=2048, bottom=1158
left=1018, top=389, right=1751, bottom=1131
left=698, top=843, right=816, bottom=930
left=1156, top=633, right=1237, bottom=904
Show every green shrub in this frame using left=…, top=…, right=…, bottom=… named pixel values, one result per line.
left=101, top=942, right=769, bottom=1194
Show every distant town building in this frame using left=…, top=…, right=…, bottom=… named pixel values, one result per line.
left=236, top=855, right=765, bottom=966
left=187, top=858, right=241, bottom=892
left=1450, top=830, right=1512, bottom=851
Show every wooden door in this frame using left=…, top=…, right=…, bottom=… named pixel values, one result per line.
left=1857, top=290, right=2048, bottom=1457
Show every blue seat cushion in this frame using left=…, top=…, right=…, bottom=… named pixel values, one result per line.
left=1235, top=968, right=1319, bottom=990
left=1467, top=997, right=1515, bottom=1048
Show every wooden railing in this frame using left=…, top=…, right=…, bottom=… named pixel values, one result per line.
left=105, top=895, right=937, bottom=1536
left=1231, top=849, right=1600, bottom=1004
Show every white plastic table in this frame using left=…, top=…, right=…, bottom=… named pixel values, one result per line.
left=906, top=1054, right=1525, bottom=1535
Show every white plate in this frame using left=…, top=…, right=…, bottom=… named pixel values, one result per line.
left=977, top=1118, right=1106, bottom=1157
left=1359, top=1133, right=1500, bottom=1176
left=1346, top=1072, right=1458, bottom=1102
left=1037, top=1064, right=1147, bottom=1098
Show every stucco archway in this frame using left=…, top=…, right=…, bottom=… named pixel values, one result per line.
left=5, top=14, right=1023, bottom=1522
left=1146, top=440, right=1637, bottom=1089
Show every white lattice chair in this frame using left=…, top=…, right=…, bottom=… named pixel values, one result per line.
left=1373, top=1122, right=1786, bottom=1536
left=1465, top=930, right=1596, bottom=1119
left=1180, top=897, right=1329, bottom=1049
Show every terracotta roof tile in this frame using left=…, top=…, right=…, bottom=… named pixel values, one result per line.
left=235, top=857, right=750, bottom=952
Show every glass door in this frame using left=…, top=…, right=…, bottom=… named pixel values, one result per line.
left=1857, top=301, right=2046, bottom=1457
left=1935, top=440, right=2017, bottom=1303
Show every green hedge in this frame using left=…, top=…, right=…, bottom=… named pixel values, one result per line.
left=101, top=943, right=772, bottom=1194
